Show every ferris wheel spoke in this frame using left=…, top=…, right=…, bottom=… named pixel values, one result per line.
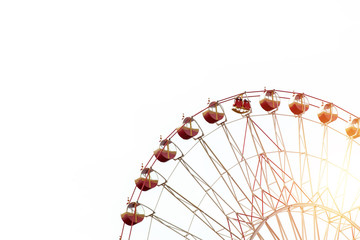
left=178, top=156, right=256, bottom=239
left=317, top=126, right=329, bottom=197
left=287, top=209, right=303, bottom=240
left=178, top=157, right=254, bottom=228
left=221, top=122, right=278, bottom=218
left=248, top=116, right=283, bottom=152
left=255, top=232, right=266, bottom=240
left=220, top=123, right=255, bottom=196
left=198, top=138, right=263, bottom=218
left=335, top=216, right=344, bottom=239
left=246, top=117, right=268, bottom=156
left=348, top=205, right=360, bottom=228
left=275, top=214, right=289, bottom=240
left=151, top=215, right=203, bottom=240
left=246, top=118, right=281, bottom=210
left=161, top=183, right=237, bottom=240
left=335, top=139, right=353, bottom=210
left=264, top=221, right=281, bottom=240
left=197, top=137, right=277, bottom=237
left=243, top=121, right=297, bottom=212
left=313, top=206, right=321, bottom=239
left=271, top=114, right=296, bottom=187
left=178, top=158, right=227, bottom=213
left=298, top=117, right=314, bottom=196
left=239, top=117, right=310, bottom=217
left=323, top=220, right=330, bottom=240
left=299, top=207, right=308, bottom=239
left=298, top=117, right=314, bottom=201
left=349, top=183, right=360, bottom=211
left=271, top=114, right=304, bottom=202
left=262, top=155, right=300, bottom=208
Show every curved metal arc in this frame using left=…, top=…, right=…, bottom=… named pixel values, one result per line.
left=249, top=203, right=360, bottom=240
left=189, top=145, right=337, bottom=238
left=198, top=125, right=308, bottom=238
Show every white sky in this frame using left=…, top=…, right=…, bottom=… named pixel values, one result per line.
left=1, top=0, right=360, bottom=239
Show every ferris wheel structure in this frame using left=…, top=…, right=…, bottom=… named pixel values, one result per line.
left=120, top=89, right=360, bottom=240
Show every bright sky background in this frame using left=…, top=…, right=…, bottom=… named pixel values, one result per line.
left=1, top=1, right=360, bottom=239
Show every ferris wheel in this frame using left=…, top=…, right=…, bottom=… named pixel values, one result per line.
left=120, top=89, right=360, bottom=240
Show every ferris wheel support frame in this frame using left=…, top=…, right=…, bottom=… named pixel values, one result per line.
left=120, top=89, right=360, bottom=240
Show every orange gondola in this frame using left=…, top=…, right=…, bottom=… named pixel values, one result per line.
left=259, top=90, right=281, bottom=112
left=203, top=101, right=225, bottom=124
left=177, top=117, right=199, bottom=140
left=153, top=140, right=177, bottom=162
left=135, top=168, right=158, bottom=191
left=318, top=103, right=338, bottom=124
left=121, top=202, right=145, bottom=226
left=289, top=93, right=309, bottom=115
left=232, top=95, right=251, bottom=114
left=346, top=118, right=360, bottom=139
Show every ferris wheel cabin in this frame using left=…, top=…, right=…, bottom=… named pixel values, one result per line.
left=318, top=103, right=338, bottom=124
left=288, top=93, right=309, bottom=115
left=121, top=202, right=145, bottom=226
left=177, top=117, right=199, bottom=140
left=232, top=95, right=251, bottom=114
left=203, top=101, right=225, bottom=123
left=153, top=140, right=177, bottom=162
left=135, top=168, right=158, bottom=191
left=346, top=118, right=360, bottom=139
left=259, top=90, right=280, bottom=112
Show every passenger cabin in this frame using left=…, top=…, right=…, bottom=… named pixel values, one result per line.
left=135, top=168, right=158, bottom=191
left=232, top=95, right=251, bottom=114
left=154, top=140, right=177, bottom=162
left=318, top=103, right=338, bottom=124
left=121, top=202, right=145, bottom=226
left=288, top=93, right=309, bottom=115
left=203, top=101, right=225, bottom=123
left=177, top=117, right=199, bottom=140
left=259, top=90, right=280, bottom=112
left=346, top=118, right=360, bottom=139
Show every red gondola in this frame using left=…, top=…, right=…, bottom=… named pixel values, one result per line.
left=177, top=117, right=199, bottom=140
left=318, top=103, right=338, bottom=124
left=153, top=140, right=177, bottom=162
left=135, top=168, right=158, bottom=191
left=121, top=202, right=145, bottom=226
left=259, top=90, right=280, bottom=112
left=346, top=118, right=360, bottom=139
left=203, top=101, right=225, bottom=123
left=288, top=93, right=309, bottom=115
left=232, top=95, right=251, bottom=114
